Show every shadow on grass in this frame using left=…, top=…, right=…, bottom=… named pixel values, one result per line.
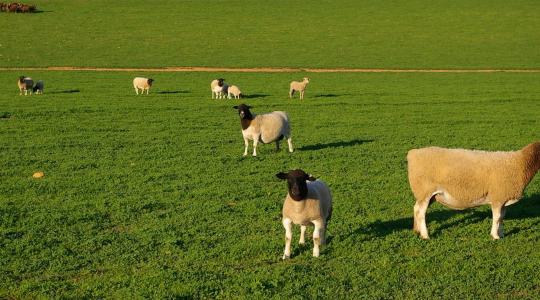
left=242, top=94, right=269, bottom=99
left=313, top=93, right=350, bottom=98
left=49, top=89, right=80, bottom=94
left=156, top=90, right=189, bottom=94
left=346, top=193, right=540, bottom=240
left=299, top=139, right=373, bottom=151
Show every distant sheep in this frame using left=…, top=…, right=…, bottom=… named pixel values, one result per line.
left=32, top=80, right=44, bottom=94
left=1, top=3, right=36, bottom=13
left=17, top=76, right=33, bottom=95
left=277, top=169, right=333, bottom=259
left=407, top=142, right=540, bottom=240
left=227, top=85, right=242, bottom=99
left=289, top=77, right=310, bottom=100
left=233, top=104, right=293, bottom=156
left=210, top=78, right=228, bottom=99
left=133, top=77, right=154, bottom=95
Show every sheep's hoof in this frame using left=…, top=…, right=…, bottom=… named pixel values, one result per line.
left=298, top=241, right=305, bottom=245
left=282, top=255, right=290, bottom=260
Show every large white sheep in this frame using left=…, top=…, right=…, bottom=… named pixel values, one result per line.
left=17, top=76, right=34, bottom=95
left=407, top=142, right=540, bottom=240
left=233, top=104, right=293, bottom=157
left=227, top=85, right=242, bottom=99
left=133, top=77, right=154, bottom=95
left=277, top=169, right=333, bottom=259
left=289, top=77, right=310, bottom=100
left=210, top=78, right=228, bottom=99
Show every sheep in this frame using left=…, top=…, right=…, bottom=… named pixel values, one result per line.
left=233, top=104, right=293, bottom=157
left=17, top=76, right=33, bottom=95
left=133, top=77, right=154, bottom=95
left=289, top=77, right=310, bottom=100
left=407, top=142, right=540, bottom=240
left=32, top=80, right=44, bottom=94
left=210, top=78, right=228, bottom=99
left=227, top=85, right=242, bottom=99
left=277, top=169, right=333, bottom=259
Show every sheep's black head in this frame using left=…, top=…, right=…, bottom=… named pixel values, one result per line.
left=218, top=78, right=225, bottom=87
left=233, top=104, right=253, bottom=120
left=147, top=78, right=154, bottom=85
left=19, top=76, right=25, bottom=82
left=276, top=169, right=317, bottom=201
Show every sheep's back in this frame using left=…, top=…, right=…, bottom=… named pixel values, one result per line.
left=257, top=112, right=290, bottom=143
left=133, top=77, right=149, bottom=88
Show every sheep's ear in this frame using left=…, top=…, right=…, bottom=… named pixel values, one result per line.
left=276, top=172, right=288, bottom=180
left=233, top=106, right=239, bottom=109
left=307, top=175, right=317, bottom=181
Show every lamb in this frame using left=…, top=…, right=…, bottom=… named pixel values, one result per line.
left=289, top=77, right=310, bottom=100
left=227, top=85, right=242, bottom=99
left=17, top=76, right=33, bottom=95
left=210, top=78, right=228, bottom=99
left=133, top=77, right=154, bottom=95
left=32, top=80, right=44, bottom=94
left=407, top=142, right=540, bottom=240
left=277, top=169, right=333, bottom=259
left=233, top=104, right=293, bottom=157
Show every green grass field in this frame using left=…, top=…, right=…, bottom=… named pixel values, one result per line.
left=1, top=0, right=540, bottom=298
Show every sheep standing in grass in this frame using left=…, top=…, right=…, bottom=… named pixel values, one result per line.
left=233, top=104, right=293, bottom=157
left=277, top=169, right=333, bottom=259
left=133, top=77, right=154, bottom=95
left=33, top=80, right=44, bottom=95
left=210, top=78, right=228, bottom=99
left=289, top=77, right=310, bottom=100
left=227, top=85, right=242, bottom=99
left=17, top=76, right=33, bottom=95
left=407, top=142, right=540, bottom=240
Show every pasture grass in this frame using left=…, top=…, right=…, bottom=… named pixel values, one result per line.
left=1, top=71, right=540, bottom=298
left=1, top=0, right=539, bottom=69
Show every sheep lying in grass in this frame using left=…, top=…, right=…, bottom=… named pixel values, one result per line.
left=227, top=85, right=242, bottom=99
left=33, top=80, right=44, bottom=94
left=133, top=77, right=154, bottom=95
left=407, top=142, right=540, bottom=240
left=289, top=77, right=310, bottom=100
left=277, top=169, right=333, bottom=259
left=233, top=104, right=293, bottom=157
left=17, top=76, right=33, bottom=95
left=210, top=78, right=228, bottom=99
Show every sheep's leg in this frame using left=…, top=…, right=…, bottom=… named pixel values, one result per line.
left=299, top=225, right=306, bottom=244
left=282, top=218, right=293, bottom=259
left=414, top=199, right=430, bottom=239
left=312, top=220, right=323, bottom=257
left=275, top=140, right=280, bottom=152
left=490, top=204, right=505, bottom=240
left=300, top=90, right=304, bottom=100
left=135, top=88, right=139, bottom=95
left=289, top=89, right=294, bottom=98
left=243, top=137, right=249, bottom=156
left=287, top=137, right=293, bottom=153
left=498, top=206, right=507, bottom=238
left=252, top=139, right=258, bottom=156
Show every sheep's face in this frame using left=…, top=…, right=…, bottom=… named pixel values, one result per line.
left=147, top=79, right=154, bottom=86
left=276, top=169, right=317, bottom=201
left=303, top=77, right=310, bottom=83
left=233, top=104, right=253, bottom=120
left=19, top=76, right=25, bottom=83
left=218, top=78, right=225, bottom=87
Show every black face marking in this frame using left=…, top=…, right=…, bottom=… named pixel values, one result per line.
left=276, top=169, right=317, bottom=201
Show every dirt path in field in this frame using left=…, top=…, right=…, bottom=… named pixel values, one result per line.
left=1, top=66, right=540, bottom=73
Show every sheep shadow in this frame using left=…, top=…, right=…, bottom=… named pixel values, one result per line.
left=49, top=89, right=80, bottom=94
left=156, top=90, right=189, bottom=94
left=299, top=139, right=374, bottom=151
left=313, top=93, right=350, bottom=98
left=242, top=94, right=269, bottom=99
left=349, top=194, right=540, bottom=240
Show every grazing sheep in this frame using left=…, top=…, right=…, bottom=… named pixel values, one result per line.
left=133, top=77, right=154, bottom=95
left=210, top=78, right=228, bottom=99
left=289, top=77, right=310, bottom=100
left=17, top=76, right=33, bottom=95
left=277, top=169, right=333, bottom=259
left=32, top=80, right=44, bottom=94
left=407, top=142, right=540, bottom=240
left=227, top=85, right=242, bottom=99
left=233, top=104, right=293, bottom=157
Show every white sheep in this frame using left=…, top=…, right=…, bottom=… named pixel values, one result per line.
left=17, top=76, right=34, bottom=95
left=407, top=142, right=540, bottom=240
left=233, top=104, right=293, bottom=157
left=227, top=85, right=242, bottom=99
left=210, top=78, right=228, bottom=99
left=289, top=77, right=310, bottom=100
left=133, top=77, right=154, bottom=95
left=33, top=80, right=44, bottom=95
left=277, top=169, right=333, bottom=259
